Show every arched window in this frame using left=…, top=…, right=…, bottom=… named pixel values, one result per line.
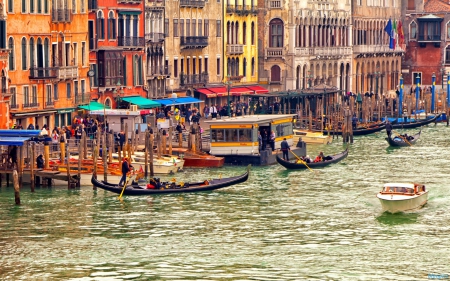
left=269, top=18, right=283, bottom=47
left=72, top=0, right=76, bottom=13
left=447, top=21, right=450, bottom=40
left=108, top=11, right=116, bottom=39
left=445, top=45, right=450, bottom=64
left=97, top=11, right=105, bottom=40
left=8, top=37, right=15, bottom=70
left=271, top=65, right=281, bottom=83
left=236, top=58, right=239, bottom=77
left=21, top=38, right=27, bottom=70
left=251, top=57, right=255, bottom=76
left=105, top=97, right=111, bottom=108
left=243, top=22, right=246, bottom=45
left=243, top=57, right=247, bottom=77
left=410, top=21, right=417, bottom=40
left=251, top=21, right=255, bottom=45
left=227, top=58, right=231, bottom=76
left=30, top=0, right=35, bottom=13
left=29, top=37, right=35, bottom=69
left=133, top=55, right=142, bottom=85
left=44, top=38, right=49, bottom=68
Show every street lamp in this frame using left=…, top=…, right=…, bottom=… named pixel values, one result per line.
left=225, top=74, right=232, bottom=117
left=431, top=72, right=436, bottom=113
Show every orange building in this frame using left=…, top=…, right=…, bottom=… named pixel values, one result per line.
left=6, top=0, right=89, bottom=129
left=88, top=0, right=146, bottom=109
left=0, top=12, right=10, bottom=129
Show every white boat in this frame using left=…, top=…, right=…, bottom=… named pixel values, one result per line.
left=377, top=182, right=429, bottom=213
left=111, top=154, right=178, bottom=175
left=133, top=151, right=185, bottom=170
left=293, top=129, right=332, bottom=144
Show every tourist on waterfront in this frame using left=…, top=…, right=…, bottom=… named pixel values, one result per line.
left=258, top=131, right=262, bottom=152
left=36, top=154, right=44, bottom=169
left=9, top=146, right=17, bottom=168
left=51, top=129, right=59, bottom=151
left=386, top=121, right=392, bottom=137
left=210, top=104, right=218, bottom=119
left=118, top=130, right=125, bottom=151
left=269, top=130, right=276, bottom=151
left=261, top=129, right=268, bottom=150
left=118, top=157, right=132, bottom=187
left=203, top=106, right=210, bottom=119
left=27, top=124, right=34, bottom=130
left=352, top=115, right=358, bottom=129
left=64, top=127, right=71, bottom=140
left=75, top=127, right=82, bottom=144
left=41, top=125, right=48, bottom=137
left=280, top=138, right=290, bottom=161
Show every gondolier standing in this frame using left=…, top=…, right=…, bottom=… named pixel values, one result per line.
left=280, top=138, right=290, bottom=161
left=386, top=121, right=392, bottom=137
left=118, top=157, right=132, bottom=187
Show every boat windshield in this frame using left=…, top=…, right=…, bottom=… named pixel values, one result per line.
left=383, top=186, right=414, bottom=193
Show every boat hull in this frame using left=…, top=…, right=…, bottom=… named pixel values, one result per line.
left=392, top=114, right=440, bottom=129
left=377, top=192, right=428, bottom=213
left=293, top=130, right=332, bottom=144
left=276, top=148, right=348, bottom=169
left=183, top=156, right=225, bottom=168
left=385, top=130, right=421, bottom=147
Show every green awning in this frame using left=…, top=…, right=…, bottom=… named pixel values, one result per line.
left=121, top=96, right=161, bottom=109
left=78, top=101, right=110, bottom=111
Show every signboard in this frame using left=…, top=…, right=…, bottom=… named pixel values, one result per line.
left=57, top=109, right=75, bottom=114
left=89, top=109, right=140, bottom=116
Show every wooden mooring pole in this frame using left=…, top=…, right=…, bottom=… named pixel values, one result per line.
left=13, top=170, right=20, bottom=205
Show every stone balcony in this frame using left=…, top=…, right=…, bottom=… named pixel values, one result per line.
left=265, top=47, right=284, bottom=58
left=58, top=66, right=78, bottom=80
left=226, top=44, right=244, bottom=55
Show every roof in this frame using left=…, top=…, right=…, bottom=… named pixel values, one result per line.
left=0, top=130, right=43, bottom=146
left=156, top=97, right=203, bottom=106
left=417, top=14, right=444, bottom=21
left=424, top=0, right=450, bottom=13
left=383, top=183, right=415, bottom=188
left=78, top=101, right=110, bottom=111
left=205, top=114, right=295, bottom=125
left=121, top=96, right=161, bottom=109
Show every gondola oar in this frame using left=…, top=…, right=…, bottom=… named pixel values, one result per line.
left=392, top=130, right=412, bottom=146
left=118, top=169, right=135, bottom=199
left=289, top=150, right=316, bottom=174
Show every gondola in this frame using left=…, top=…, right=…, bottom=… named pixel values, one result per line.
left=392, top=114, right=440, bottom=129
left=313, top=124, right=386, bottom=136
left=386, top=130, right=421, bottom=147
left=276, top=148, right=348, bottom=170
left=91, top=166, right=250, bottom=195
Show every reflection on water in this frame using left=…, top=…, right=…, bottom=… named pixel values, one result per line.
left=1, top=124, right=450, bottom=280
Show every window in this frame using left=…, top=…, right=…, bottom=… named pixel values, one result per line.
left=37, top=0, right=41, bottom=13
left=446, top=46, right=450, bottom=64
left=53, top=83, right=58, bottom=100
left=74, top=80, right=78, bottom=98
left=90, top=64, right=98, bottom=87
left=186, top=19, right=190, bottom=36
left=216, top=20, right=221, bottom=37
left=407, top=0, right=414, bottom=10
left=8, top=0, right=13, bottom=12
left=8, top=38, right=14, bottom=70
left=44, top=0, right=48, bottom=13
left=46, top=84, right=52, bottom=103
left=10, top=88, right=17, bottom=106
left=198, top=19, right=202, bottom=36
left=97, top=11, right=105, bottom=40
left=30, top=0, right=35, bottom=13
left=0, top=21, right=6, bottom=49
left=410, top=21, right=417, bottom=40
left=165, top=19, right=169, bottom=37
left=21, top=38, right=27, bottom=70
left=133, top=55, right=143, bottom=86
left=412, top=72, right=422, bottom=85
left=251, top=57, right=255, bottom=76
left=174, top=59, right=178, bottom=77
left=180, top=19, right=185, bottom=37
left=23, top=86, right=29, bottom=105
left=243, top=22, right=246, bottom=44
left=216, top=58, right=220, bottom=75
left=81, top=80, right=86, bottom=102
left=204, top=19, right=209, bottom=36
left=123, top=57, right=127, bottom=86
left=81, top=42, right=86, bottom=66
left=29, top=38, right=35, bottom=69
left=447, top=22, right=450, bottom=39
left=173, top=19, right=179, bottom=37
left=181, top=58, right=184, bottom=74
left=271, top=65, right=281, bottom=83
left=251, top=21, right=255, bottom=45
left=66, top=82, right=71, bottom=98
left=72, top=0, right=76, bottom=13
left=192, top=19, right=196, bottom=36
left=269, top=18, right=283, bottom=47
left=98, top=51, right=123, bottom=87
left=418, top=21, right=441, bottom=41
left=22, top=0, right=26, bottom=13
left=243, top=57, right=247, bottom=76
left=32, top=85, right=37, bottom=104
left=204, top=57, right=208, bottom=73
left=73, top=42, right=77, bottom=66
left=108, top=11, right=116, bottom=39
left=80, top=0, right=85, bottom=13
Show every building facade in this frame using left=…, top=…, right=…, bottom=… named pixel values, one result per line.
left=0, top=5, right=11, bottom=128
left=7, top=0, right=90, bottom=129
left=88, top=0, right=146, bottom=109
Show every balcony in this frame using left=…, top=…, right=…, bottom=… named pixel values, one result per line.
left=313, top=46, right=352, bottom=57
left=45, top=101, right=55, bottom=107
left=29, top=67, right=58, bottom=79
left=88, top=0, right=97, bottom=11
left=180, top=73, right=209, bottom=86
left=118, top=0, right=142, bottom=3
left=58, top=66, right=78, bottom=80
left=51, top=9, right=72, bottom=23
left=145, top=32, right=164, bottom=43
left=251, top=6, right=258, bottom=14
left=23, top=103, right=39, bottom=108
left=226, top=5, right=234, bottom=13
left=180, top=0, right=205, bottom=8
left=353, top=45, right=404, bottom=55
left=236, top=5, right=251, bottom=15
left=75, top=94, right=90, bottom=105
left=180, top=36, right=208, bottom=49
left=265, top=47, right=284, bottom=58
left=10, top=104, right=19, bottom=109
left=269, top=0, right=281, bottom=8
left=418, top=34, right=441, bottom=42
left=226, top=44, right=244, bottom=55
left=147, top=65, right=170, bottom=77
left=118, top=36, right=145, bottom=47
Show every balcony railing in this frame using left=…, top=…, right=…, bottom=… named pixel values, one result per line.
left=226, top=44, right=244, bottom=55
left=118, top=0, right=142, bottom=3
left=45, top=101, right=55, bottom=107
left=29, top=67, right=58, bottom=79
left=118, top=36, right=145, bottom=47
left=10, top=104, right=19, bottom=109
left=180, top=36, right=208, bottom=49
left=226, top=5, right=234, bottom=13
left=148, top=65, right=170, bottom=77
left=58, top=66, right=78, bottom=80
left=88, top=0, right=97, bottom=10
left=180, top=0, right=205, bottom=7
left=269, top=0, right=281, bottom=8
left=99, top=77, right=124, bottom=88
left=251, top=6, right=258, bottom=14
left=75, top=94, right=90, bottom=105
left=294, top=46, right=353, bottom=57
left=51, top=9, right=72, bottom=22
left=265, top=47, right=284, bottom=58
left=180, top=73, right=209, bottom=86
left=418, top=34, right=441, bottom=42
left=23, top=103, right=39, bottom=108
left=145, top=32, right=164, bottom=43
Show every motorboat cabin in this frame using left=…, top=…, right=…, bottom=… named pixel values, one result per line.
left=377, top=183, right=428, bottom=213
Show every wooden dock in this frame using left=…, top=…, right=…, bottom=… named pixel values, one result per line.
left=0, top=169, right=79, bottom=186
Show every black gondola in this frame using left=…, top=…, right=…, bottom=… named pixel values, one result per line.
left=386, top=130, right=421, bottom=147
left=91, top=166, right=250, bottom=195
left=313, top=124, right=386, bottom=136
left=276, top=148, right=348, bottom=170
left=392, top=114, right=440, bottom=129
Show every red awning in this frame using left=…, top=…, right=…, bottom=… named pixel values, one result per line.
left=195, top=88, right=217, bottom=98
left=245, top=85, right=269, bottom=94
left=230, top=87, right=253, bottom=96
left=209, top=87, right=228, bottom=97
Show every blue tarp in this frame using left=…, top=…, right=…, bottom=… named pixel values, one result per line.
left=0, top=130, right=46, bottom=146
left=0, top=130, right=41, bottom=137
left=157, top=97, right=204, bottom=106
left=0, top=136, right=33, bottom=146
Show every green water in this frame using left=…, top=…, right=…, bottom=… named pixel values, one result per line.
left=1, top=124, right=449, bottom=280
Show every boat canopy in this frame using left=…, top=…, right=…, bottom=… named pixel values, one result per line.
left=383, top=183, right=415, bottom=189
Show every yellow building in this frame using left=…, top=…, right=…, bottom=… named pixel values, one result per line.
left=7, top=0, right=89, bottom=129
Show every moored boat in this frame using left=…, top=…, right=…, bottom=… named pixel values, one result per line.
left=377, top=183, right=428, bottom=213
left=170, top=148, right=225, bottom=168
left=392, top=114, right=440, bottom=129
left=90, top=166, right=250, bottom=195
left=293, top=129, right=332, bottom=144
left=386, top=130, right=421, bottom=147
left=313, top=124, right=386, bottom=136
left=276, top=148, right=348, bottom=169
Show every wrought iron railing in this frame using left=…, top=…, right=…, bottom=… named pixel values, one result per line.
left=118, top=36, right=145, bottom=47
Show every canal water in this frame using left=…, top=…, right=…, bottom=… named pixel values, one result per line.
left=1, top=124, right=449, bottom=280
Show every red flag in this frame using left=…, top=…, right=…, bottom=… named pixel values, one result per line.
left=397, top=21, right=405, bottom=46
left=139, top=165, right=143, bottom=173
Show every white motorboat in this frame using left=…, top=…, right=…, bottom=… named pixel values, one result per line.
left=111, top=154, right=178, bottom=175
left=293, top=129, right=332, bottom=145
left=377, top=183, right=428, bottom=213
left=133, top=151, right=185, bottom=170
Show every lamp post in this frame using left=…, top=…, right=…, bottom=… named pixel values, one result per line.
left=225, top=74, right=232, bottom=117
left=431, top=72, right=436, bottom=113
left=399, top=75, right=403, bottom=118
left=415, top=74, right=420, bottom=114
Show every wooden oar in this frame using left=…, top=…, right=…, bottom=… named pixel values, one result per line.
left=289, top=150, right=316, bottom=174
left=392, top=130, right=412, bottom=146
left=118, top=169, right=135, bottom=199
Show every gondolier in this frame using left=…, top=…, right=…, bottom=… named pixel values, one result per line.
left=280, top=138, right=290, bottom=161
left=385, top=121, right=392, bottom=137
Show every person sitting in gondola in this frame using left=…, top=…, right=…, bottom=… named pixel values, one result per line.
left=298, top=155, right=311, bottom=164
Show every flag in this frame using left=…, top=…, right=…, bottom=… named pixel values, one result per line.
left=384, top=19, right=395, bottom=50
left=398, top=20, right=405, bottom=46
left=393, top=19, right=397, bottom=48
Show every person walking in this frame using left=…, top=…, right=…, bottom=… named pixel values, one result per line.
left=210, top=104, right=218, bottom=119
left=280, top=138, right=290, bottom=161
